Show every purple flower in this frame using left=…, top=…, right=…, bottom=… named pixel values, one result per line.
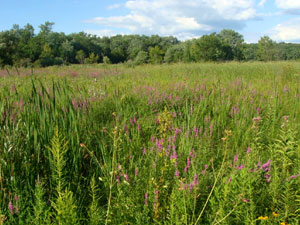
left=247, top=147, right=251, bottom=154
left=124, top=174, right=129, bottom=182
left=8, top=201, right=14, bottom=214
left=144, top=192, right=148, bottom=205
left=170, top=151, right=178, bottom=161
left=228, top=177, right=232, bottom=183
left=193, top=174, right=199, bottom=185
left=189, top=183, right=193, bottom=191
left=234, top=154, right=238, bottom=163
left=238, top=164, right=245, bottom=170
left=137, top=124, right=141, bottom=132
left=262, top=160, right=271, bottom=171
left=289, top=174, right=300, bottom=179
left=175, top=170, right=180, bottom=177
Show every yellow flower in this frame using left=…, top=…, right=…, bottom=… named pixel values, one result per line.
left=258, top=216, right=268, bottom=220
left=272, top=212, right=279, bottom=217
left=280, top=223, right=291, bottom=225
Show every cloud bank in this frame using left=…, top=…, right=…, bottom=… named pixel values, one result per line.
left=84, top=0, right=300, bottom=42
left=86, top=0, right=258, bottom=40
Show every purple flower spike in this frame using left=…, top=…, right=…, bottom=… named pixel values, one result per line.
left=238, top=164, right=245, bottom=170
left=234, top=154, right=238, bottom=163
left=124, top=174, right=129, bottom=182
left=144, top=192, right=148, bottom=205
left=262, top=160, right=271, bottom=171
left=247, top=147, right=251, bottom=154
left=193, top=174, right=199, bottom=185
left=8, top=201, right=14, bottom=214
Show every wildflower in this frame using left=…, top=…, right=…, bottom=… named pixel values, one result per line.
left=262, top=160, right=271, bottom=171
left=124, top=174, right=129, bottom=181
left=289, top=174, right=300, bottom=179
left=80, top=143, right=86, bottom=148
left=280, top=222, right=291, bottom=225
left=0, top=214, right=6, bottom=224
left=8, top=201, right=14, bottom=214
left=228, top=177, right=232, bottom=183
left=137, top=124, right=141, bottom=132
left=243, top=198, right=249, bottom=203
left=175, top=170, right=180, bottom=177
left=135, top=168, right=138, bottom=176
left=247, top=147, right=251, bottom=154
left=170, top=151, right=178, bottom=161
left=189, top=183, right=193, bottom=191
left=234, top=154, right=238, bottom=163
left=253, top=116, right=261, bottom=122
left=193, top=174, right=199, bottom=185
left=144, top=192, right=148, bottom=205
left=238, top=164, right=245, bottom=170
left=258, top=216, right=268, bottom=220
left=272, top=212, right=279, bottom=217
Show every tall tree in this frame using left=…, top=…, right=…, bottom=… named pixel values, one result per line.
left=149, top=46, right=164, bottom=64
left=218, top=29, right=245, bottom=60
left=191, top=33, right=225, bottom=61
left=257, top=36, right=277, bottom=61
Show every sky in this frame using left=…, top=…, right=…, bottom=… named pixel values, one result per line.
left=1, top=0, right=300, bottom=43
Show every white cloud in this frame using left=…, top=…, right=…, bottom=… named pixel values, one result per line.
left=275, top=0, right=300, bottom=10
left=85, top=0, right=258, bottom=40
left=107, top=4, right=122, bottom=10
left=270, top=18, right=300, bottom=42
left=258, top=0, right=267, bottom=7
left=84, top=29, right=123, bottom=37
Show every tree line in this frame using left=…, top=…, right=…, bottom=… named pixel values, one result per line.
left=1, top=22, right=300, bottom=68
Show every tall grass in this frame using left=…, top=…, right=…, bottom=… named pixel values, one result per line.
left=0, top=62, right=299, bottom=224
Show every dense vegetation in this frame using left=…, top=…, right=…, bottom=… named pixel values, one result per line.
left=0, top=62, right=300, bottom=224
left=1, top=22, right=300, bottom=69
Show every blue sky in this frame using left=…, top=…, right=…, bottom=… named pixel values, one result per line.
left=1, top=0, right=300, bottom=43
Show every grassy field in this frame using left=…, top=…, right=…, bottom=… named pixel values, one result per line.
left=0, top=62, right=300, bottom=224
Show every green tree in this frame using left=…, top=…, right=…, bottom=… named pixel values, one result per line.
left=164, top=44, right=184, bottom=63
left=191, top=33, right=225, bottom=61
left=75, top=50, right=85, bottom=64
left=85, top=52, right=99, bottom=64
left=149, top=45, right=164, bottom=64
left=103, top=56, right=111, bottom=64
left=134, top=50, right=148, bottom=65
left=257, top=36, right=277, bottom=61
left=218, top=29, right=245, bottom=60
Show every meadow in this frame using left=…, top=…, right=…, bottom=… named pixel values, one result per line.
left=0, top=62, right=300, bottom=224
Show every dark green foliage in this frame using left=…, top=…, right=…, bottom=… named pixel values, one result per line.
left=1, top=23, right=300, bottom=69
